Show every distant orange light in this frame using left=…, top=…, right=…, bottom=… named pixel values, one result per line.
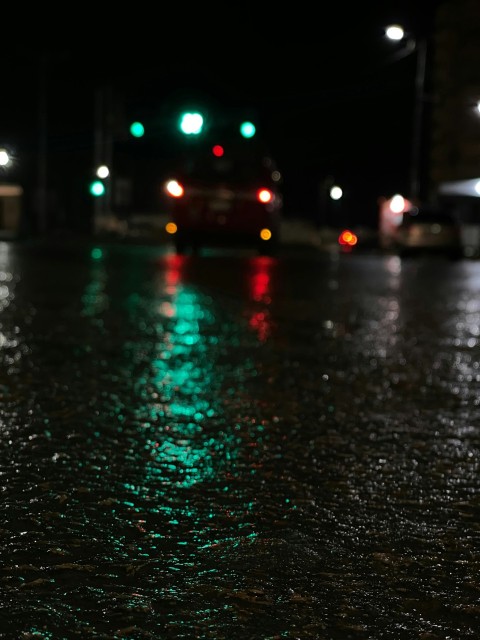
left=260, top=228, right=272, bottom=241
left=165, top=221, right=178, bottom=235
left=338, top=229, right=358, bottom=246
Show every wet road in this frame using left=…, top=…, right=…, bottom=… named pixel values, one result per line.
left=1, top=240, right=480, bottom=639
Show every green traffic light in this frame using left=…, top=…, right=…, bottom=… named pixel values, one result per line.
left=179, top=112, right=204, bottom=135
left=130, top=121, right=145, bottom=137
left=91, top=247, right=103, bottom=260
left=90, top=180, right=105, bottom=197
left=240, top=121, right=256, bottom=138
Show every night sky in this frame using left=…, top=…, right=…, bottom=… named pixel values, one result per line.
left=1, top=1, right=443, bottom=226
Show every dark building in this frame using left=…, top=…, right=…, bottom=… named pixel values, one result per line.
left=429, top=0, right=480, bottom=215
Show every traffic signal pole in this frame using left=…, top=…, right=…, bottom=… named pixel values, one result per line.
left=93, top=86, right=114, bottom=233
left=93, top=87, right=104, bottom=232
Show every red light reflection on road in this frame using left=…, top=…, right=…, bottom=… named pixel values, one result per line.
left=247, top=256, right=275, bottom=342
left=158, top=253, right=188, bottom=317
left=164, top=253, right=187, bottom=288
left=249, top=256, right=272, bottom=302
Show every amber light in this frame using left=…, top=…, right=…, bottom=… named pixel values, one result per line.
left=165, top=222, right=178, bottom=235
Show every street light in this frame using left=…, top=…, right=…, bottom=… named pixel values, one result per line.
left=386, top=24, right=427, bottom=204
left=329, top=184, right=343, bottom=201
left=0, top=149, right=11, bottom=167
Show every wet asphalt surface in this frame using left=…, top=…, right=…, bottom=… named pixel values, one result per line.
left=1, top=238, right=480, bottom=639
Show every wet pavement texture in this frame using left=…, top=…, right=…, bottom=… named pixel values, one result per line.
left=1, top=240, right=480, bottom=639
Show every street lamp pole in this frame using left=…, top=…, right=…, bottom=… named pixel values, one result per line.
left=410, top=37, right=427, bottom=203
left=385, top=25, right=428, bottom=204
